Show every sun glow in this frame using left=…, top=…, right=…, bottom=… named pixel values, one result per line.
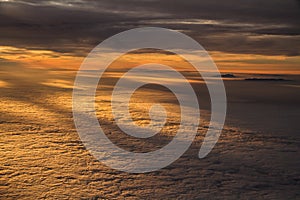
left=0, top=46, right=83, bottom=69
left=0, top=45, right=299, bottom=74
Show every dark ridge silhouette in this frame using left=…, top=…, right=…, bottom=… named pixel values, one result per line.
left=221, top=73, right=236, bottom=78
left=244, top=78, right=291, bottom=81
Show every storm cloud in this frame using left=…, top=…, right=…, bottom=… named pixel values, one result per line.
left=0, top=0, right=299, bottom=56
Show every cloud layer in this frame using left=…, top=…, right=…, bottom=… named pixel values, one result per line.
left=0, top=0, right=299, bottom=56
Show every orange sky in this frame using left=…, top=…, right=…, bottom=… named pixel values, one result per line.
left=1, top=45, right=299, bottom=74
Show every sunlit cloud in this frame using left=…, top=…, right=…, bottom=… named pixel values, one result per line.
left=0, top=46, right=83, bottom=69
left=210, top=51, right=300, bottom=74
left=0, top=80, right=11, bottom=88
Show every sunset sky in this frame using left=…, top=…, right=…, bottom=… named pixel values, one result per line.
left=0, top=0, right=299, bottom=74
left=1, top=1, right=300, bottom=198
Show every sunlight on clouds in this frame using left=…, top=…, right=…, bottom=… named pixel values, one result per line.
left=0, top=46, right=83, bottom=69
left=0, top=45, right=299, bottom=74
left=41, top=79, right=74, bottom=89
left=210, top=51, right=300, bottom=74
left=143, top=19, right=290, bottom=29
left=0, top=80, right=11, bottom=88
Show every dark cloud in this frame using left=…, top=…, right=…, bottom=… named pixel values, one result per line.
left=0, top=0, right=299, bottom=56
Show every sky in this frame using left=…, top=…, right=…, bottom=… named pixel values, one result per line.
left=0, top=0, right=300, bottom=73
